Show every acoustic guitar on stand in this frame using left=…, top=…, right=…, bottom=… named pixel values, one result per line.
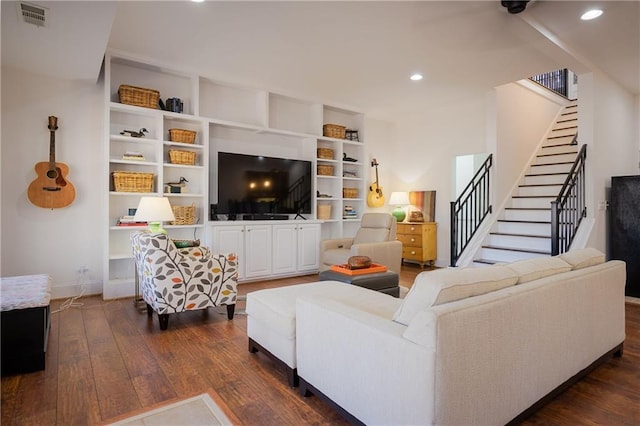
left=367, top=158, right=385, bottom=208
left=28, top=116, right=75, bottom=209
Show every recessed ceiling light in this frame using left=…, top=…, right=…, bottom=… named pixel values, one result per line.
left=192, top=0, right=205, bottom=3
left=410, top=73, right=423, bottom=81
left=581, top=9, right=603, bottom=20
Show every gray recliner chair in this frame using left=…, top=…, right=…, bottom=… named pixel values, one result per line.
left=320, top=213, right=402, bottom=273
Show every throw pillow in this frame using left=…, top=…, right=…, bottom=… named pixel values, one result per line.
left=559, top=248, right=605, bottom=270
left=505, top=257, right=572, bottom=284
left=392, top=265, right=518, bottom=326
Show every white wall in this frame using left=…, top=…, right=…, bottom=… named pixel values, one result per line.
left=1, top=67, right=104, bottom=298
left=366, top=97, right=488, bottom=266
left=493, top=82, right=566, bottom=208
left=581, top=71, right=640, bottom=255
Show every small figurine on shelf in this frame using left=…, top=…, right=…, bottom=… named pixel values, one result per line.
left=165, top=176, right=189, bottom=194
left=345, top=129, right=359, bottom=142
left=343, top=152, right=358, bottom=162
left=120, top=128, right=148, bottom=138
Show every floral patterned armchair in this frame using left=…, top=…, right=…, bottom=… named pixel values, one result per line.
left=130, top=231, right=238, bottom=330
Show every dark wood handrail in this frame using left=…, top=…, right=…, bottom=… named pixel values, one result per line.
left=450, top=154, right=493, bottom=266
left=551, top=144, right=587, bottom=255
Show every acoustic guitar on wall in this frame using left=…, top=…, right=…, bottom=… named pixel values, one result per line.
left=28, top=116, right=75, bottom=209
left=367, top=158, right=385, bottom=208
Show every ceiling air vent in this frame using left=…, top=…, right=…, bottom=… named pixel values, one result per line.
left=18, top=2, right=48, bottom=27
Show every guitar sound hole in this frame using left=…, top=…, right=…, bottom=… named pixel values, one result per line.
left=46, top=169, right=58, bottom=179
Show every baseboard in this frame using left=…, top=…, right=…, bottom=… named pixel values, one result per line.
left=626, top=296, right=640, bottom=305
left=51, top=279, right=102, bottom=300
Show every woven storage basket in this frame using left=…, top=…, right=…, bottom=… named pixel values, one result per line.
left=112, top=171, right=154, bottom=193
left=317, top=164, right=334, bottom=176
left=171, top=204, right=196, bottom=225
left=118, top=85, right=159, bottom=109
left=168, top=129, right=196, bottom=144
left=343, top=188, right=358, bottom=198
left=317, top=204, right=332, bottom=220
left=317, top=147, right=335, bottom=159
left=169, top=150, right=196, bottom=165
left=323, top=124, right=346, bottom=139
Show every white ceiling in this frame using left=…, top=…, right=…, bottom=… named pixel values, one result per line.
left=2, top=1, right=638, bottom=121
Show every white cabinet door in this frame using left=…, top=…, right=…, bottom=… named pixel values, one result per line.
left=272, top=224, right=297, bottom=275
left=297, top=223, right=321, bottom=272
left=245, top=225, right=272, bottom=278
left=212, top=225, right=245, bottom=279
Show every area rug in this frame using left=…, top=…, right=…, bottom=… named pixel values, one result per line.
left=107, top=389, right=239, bottom=425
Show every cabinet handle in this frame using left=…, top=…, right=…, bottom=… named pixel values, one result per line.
left=411, top=250, right=416, bottom=255
left=410, top=227, right=415, bottom=231
left=411, top=238, right=416, bottom=243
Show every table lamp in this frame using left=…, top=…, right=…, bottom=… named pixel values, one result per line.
left=133, top=196, right=175, bottom=234
left=388, top=191, right=409, bottom=222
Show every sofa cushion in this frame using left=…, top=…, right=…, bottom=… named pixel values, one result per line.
left=392, top=265, right=518, bottom=326
left=505, top=257, right=572, bottom=284
left=560, top=248, right=605, bottom=270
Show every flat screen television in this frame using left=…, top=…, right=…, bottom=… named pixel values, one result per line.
left=216, top=152, right=312, bottom=216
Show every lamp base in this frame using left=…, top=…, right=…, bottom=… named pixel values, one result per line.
left=148, top=221, right=168, bottom=234
left=392, top=206, right=406, bottom=222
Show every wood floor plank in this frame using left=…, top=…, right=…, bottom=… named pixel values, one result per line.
left=1, top=266, right=639, bottom=425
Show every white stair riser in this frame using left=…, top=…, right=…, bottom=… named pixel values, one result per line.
left=543, top=135, right=575, bottom=147
left=534, top=153, right=577, bottom=165
left=494, top=221, right=551, bottom=236
left=478, top=247, right=549, bottom=262
left=523, top=174, right=567, bottom=185
left=510, top=197, right=555, bottom=209
left=516, top=185, right=561, bottom=197
left=549, top=128, right=577, bottom=138
left=538, top=145, right=578, bottom=156
left=529, top=163, right=572, bottom=174
left=487, top=234, right=551, bottom=251
left=504, top=209, right=551, bottom=222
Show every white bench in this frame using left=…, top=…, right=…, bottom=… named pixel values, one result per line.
left=1, top=274, right=52, bottom=375
left=246, top=280, right=401, bottom=386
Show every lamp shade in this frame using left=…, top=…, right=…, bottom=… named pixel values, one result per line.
left=134, top=197, right=175, bottom=233
left=389, top=191, right=410, bottom=206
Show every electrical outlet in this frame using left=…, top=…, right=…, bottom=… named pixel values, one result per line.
left=598, top=200, right=609, bottom=211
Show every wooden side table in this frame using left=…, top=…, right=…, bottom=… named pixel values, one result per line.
left=397, top=222, right=437, bottom=268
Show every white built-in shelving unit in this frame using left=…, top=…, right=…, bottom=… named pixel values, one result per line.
left=103, top=50, right=366, bottom=298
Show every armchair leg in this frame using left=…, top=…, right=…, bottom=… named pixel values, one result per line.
left=146, top=304, right=153, bottom=317
left=226, top=304, right=235, bottom=320
left=158, top=314, right=169, bottom=330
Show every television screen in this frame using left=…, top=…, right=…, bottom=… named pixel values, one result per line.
left=217, top=152, right=312, bottom=216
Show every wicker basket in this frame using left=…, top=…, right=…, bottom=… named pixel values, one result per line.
left=323, top=124, right=346, bottom=139
left=168, top=129, right=197, bottom=144
left=171, top=204, right=196, bottom=225
left=118, top=85, right=159, bottom=109
left=317, top=147, right=335, bottom=159
left=343, top=188, right=358, bottom=198
left=317, top=204, right=332, bottom=220
left=169, top=150, right=196, bottom=165
left=317, top=164, right=334, bottom=176
left=112, top=171, right=154, bottom=193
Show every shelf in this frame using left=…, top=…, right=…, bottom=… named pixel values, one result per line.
left=163, top=141, right=204, bottom=149
left=163, top=163, right=204, bottom=170
left=110, top=135, right=160, bottom=145
left=109, top=191, right=157, bottom=196
left=110, top=159, right=160, bottom=166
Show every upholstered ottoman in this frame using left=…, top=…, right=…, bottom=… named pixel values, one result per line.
left=319, top=270, right=400, bottom=297
left=246, top=280, right=400, bottom=386
left=1, top=274, right=52, bottom=376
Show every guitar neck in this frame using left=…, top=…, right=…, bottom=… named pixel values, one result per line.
left=48, top=116, right=58, bottom=167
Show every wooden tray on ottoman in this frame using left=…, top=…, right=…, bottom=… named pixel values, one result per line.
left=330, top=263, right=387, bottom=275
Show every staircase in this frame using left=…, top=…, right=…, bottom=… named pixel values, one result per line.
left=474, top=102, right=578, bottom=265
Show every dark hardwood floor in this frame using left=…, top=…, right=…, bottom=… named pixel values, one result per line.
left=2, top=264, right=639, bottom=425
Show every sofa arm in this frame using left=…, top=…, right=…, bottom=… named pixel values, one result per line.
left=320, top=238, right=354, bottom=251
left=350, top=240, right=402, bottom=273
left=296, top=296, right=436, bottom=425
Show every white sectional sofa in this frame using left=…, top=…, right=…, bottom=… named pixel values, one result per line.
left=296, top=249, right=626, bottom=425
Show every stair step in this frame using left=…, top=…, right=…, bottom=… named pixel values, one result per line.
left=556, top=118, right=577, bottom=124
left=495, top=220, right=551, bottom=236
left=517, top=184, right=562, bottom=197
left=486, top=233, right=551, bottom=251
left=550, top=127, right=579, bottom=138
left=504, top=208, right=551, bottom=222
left=472, top=258, right=502, bottom=266
left=478, top=246, right=551, bottom=263
left=523, top=173, right=567, bottom=186
left=529, top=163, right=573, bottom=174
left=534, top=153, right=577, bottom=165
left=539, top=144, right=578, bottom=155
left=511, top=196, right=555, bottom=208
